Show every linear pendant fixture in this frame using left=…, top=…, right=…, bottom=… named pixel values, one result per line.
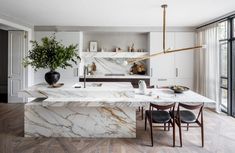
left=126, top=4, right=204, bottom=64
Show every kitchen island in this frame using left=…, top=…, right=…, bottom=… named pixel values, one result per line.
left=19, top=82, right=215, bottom=138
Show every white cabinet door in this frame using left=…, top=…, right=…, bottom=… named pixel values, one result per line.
left=8, top=31, right=25, bottom=103
left=174, top=32, right=195, bottom=79
left=149, top=32, right=175, bottom=86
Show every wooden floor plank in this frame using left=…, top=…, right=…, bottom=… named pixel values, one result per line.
left=0, top=103, right=235, bottom=153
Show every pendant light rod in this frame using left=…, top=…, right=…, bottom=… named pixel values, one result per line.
left=161, top=4, right=167, bottom=53
left=125, top=4, right=204, bottom=65
left=127, top=45, right=203, bottom=64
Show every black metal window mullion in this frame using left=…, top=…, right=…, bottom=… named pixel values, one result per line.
left=219, top=20, right=229, bottom=113
left=230, top=18, right=235, bottom=117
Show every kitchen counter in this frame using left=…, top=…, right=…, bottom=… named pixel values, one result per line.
left=19, top=82, right=134, bottom=98
left=79, top=74, right=151, bottom=79
left=19, top=82, right=215, bottom=138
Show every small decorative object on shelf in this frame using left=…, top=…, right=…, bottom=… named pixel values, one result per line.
left=115, top=47, right=122, bottom=52
left=130, top=63, right=146, bottom=75
left=170, top=85, right=189, bottom=93
left=91, top=62, right=96, bottom=71
left=128, top=43, right=135, bottom=52
left=90, top=41, right=98, bottom=52
left=23, top=34, right=80, bottom=87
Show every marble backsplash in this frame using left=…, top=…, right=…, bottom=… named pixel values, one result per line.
left=83, top=58, right=146, bottom=75
left=84, top=58, right=130, bottom=75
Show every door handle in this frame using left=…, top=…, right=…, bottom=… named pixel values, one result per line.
left=176, top=68, right=178, bottom=77
left=158, top=79, right=167, bottom=81
left=8, top=76, right=12, bottom=78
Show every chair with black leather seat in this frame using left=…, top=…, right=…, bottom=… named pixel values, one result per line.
left=145, top=102, right=176, bottom=147
left=139, top=85, right=155, bottom=120
left=175, top=103, right=204, bottom=147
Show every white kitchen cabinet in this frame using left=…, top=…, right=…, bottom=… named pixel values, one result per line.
left=149, top=32, right=175, bottom=85
left=149, top=32, right=195, bottom=89
left=174, top=32, right=195, bottom=79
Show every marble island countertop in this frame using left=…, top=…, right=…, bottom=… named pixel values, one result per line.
left=19, top=82, right=215, bottom=107
left=79, top=74, right=151, bottom=79
left=19, top=82, right=135, bottom=99
left=42, top=89, right=215, bottom=107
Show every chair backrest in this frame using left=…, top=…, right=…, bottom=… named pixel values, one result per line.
left=150, top=102, right=176, bottom=112
left=177, top=103, right=204, bottom=120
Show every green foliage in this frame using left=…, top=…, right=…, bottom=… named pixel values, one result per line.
left=23, top=35, right=81, bottom=71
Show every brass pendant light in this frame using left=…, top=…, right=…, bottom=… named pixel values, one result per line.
left=126, top=4, right=204, bottom=64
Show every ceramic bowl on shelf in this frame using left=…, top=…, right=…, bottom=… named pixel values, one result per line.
left=170, top=85, right=189, bottom=93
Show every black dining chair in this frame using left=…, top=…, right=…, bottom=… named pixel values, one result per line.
left=145, top=102, right=176, bottom=147
left=175, top=103, right=204, bottom=147
left=139, top=85, right=155, bottom=120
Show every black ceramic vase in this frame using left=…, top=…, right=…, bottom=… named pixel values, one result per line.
left=45, top=70, right=60, bottom=85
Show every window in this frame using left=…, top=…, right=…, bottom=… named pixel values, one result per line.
left=218, top=21, right=228, bottom=112
left=233, top=19, right=235, bottom=37
left=218, top=21, right=228, bottom=40
left=220, top=42, right=228, bottom=77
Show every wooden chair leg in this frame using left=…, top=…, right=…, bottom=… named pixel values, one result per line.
left=138, top=106, right=140, bottom=112
left=149, top=120, right=153, bottom=147
left=164, top=123, right=166, bottom=131
left=187, top=123, right=189, bottom=131
left=173, top=121, right=175, bottom=147
left=201, top=123, right=204, bottom=147
left=179, top=121, right=182, bottom=147
left=141, top=107, right=144, bottom=120
left=145, top=114, right=147, bottom=131
left=168, top=122, right=170, bottom=131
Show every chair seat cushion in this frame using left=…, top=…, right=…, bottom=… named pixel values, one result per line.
left=180, top=110, right=196, bottom=123
left=170, top=110, right=196, bottom=123
left=146, top=110, right=171, bottom=123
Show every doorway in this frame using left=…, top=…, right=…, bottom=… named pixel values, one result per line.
left=0, top=25, right=27, bottom=103
left=0, top=29, right=8, bottom=102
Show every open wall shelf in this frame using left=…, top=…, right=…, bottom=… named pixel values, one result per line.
left=81, top=52, right=149, bottom=58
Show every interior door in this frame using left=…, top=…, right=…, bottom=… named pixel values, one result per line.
left=8, top=31, right=25, bottom=103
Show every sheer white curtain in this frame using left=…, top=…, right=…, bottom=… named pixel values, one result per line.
left=194, top=24, right=220, bottom=112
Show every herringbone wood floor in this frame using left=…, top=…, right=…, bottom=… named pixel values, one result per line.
left=0, top=103, right=235, bottom=153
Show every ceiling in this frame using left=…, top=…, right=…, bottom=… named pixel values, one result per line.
left=0, top=23, right=19, bottom=30
left=0, top=0, right=234, bottom=27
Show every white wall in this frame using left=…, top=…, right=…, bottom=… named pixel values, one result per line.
left=83, top=32, right=148, bottom=52
left=34, top=32, right=82, bottom=84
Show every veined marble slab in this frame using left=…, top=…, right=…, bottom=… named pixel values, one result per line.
left=25, top=102, right=136, bottom=138
left=41, top=89, right=215, bottom=107
left=83, top=58, right=146, bottom=76
left=19, top=82, right=135, bottom=98
left=20, top=82, right=215, bottom=138
left=79, top=74, right=151, bottom=79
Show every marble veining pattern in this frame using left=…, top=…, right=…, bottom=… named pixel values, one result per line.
left=20, top=82, right=215, bottom=138
left=19, top=82, right=135, bottom=98
left=25, top=103, right=136, bottom=138
left=42, top=89, right=216, bottom=107
left=84, top=58, right=131, bottom=75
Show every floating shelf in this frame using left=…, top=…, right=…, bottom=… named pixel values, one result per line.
left=81, top=52, right=149, bottom=58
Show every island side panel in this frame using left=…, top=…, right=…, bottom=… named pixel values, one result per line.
left=24, top=102, right=136, bottom=138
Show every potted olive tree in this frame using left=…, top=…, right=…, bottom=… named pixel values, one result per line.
left=23, top=35, right=80, bottom=86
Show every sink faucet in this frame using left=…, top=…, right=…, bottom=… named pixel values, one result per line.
left=83, top=65, right=88, bottom=88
